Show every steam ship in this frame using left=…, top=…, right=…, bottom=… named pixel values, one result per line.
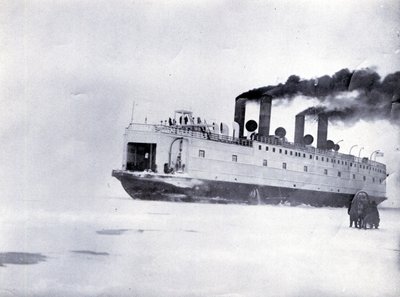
left=112, top=95, right=387, bottom=207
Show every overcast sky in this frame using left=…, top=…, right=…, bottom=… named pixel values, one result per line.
left=1, top=0, right=399, bottom=204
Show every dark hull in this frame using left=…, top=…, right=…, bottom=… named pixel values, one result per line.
left=112, top=170, right=387, bottom=208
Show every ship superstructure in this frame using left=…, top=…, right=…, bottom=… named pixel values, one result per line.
left=112, top=97, right=387, bottom=207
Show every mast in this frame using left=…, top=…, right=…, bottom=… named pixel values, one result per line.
left=130, top=101, right=135, bottom=124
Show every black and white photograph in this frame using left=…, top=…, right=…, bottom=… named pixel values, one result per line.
left=1, top=1, right=399, bottom=296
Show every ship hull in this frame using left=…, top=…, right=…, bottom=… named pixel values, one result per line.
left=112, top=170, right=386, bottom=207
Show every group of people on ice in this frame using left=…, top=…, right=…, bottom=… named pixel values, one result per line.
left=348, top=190, right=380, bottom=229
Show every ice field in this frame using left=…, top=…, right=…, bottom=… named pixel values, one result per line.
left=0, top=196, right=399, bottom=297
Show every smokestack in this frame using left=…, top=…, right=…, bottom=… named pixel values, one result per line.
left=391, top=101, right=400, bottom=123
left=317, top=114, right=328, bottom=149
left=294, top=114, right=305, bottom=144
left=234, top=98, right=246, bottom=138
left=391, top=95, right=400, bottom=123
left=258, top=96, right=272, bottom=137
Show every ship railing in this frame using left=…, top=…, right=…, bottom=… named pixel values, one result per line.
left=154, top=125, right=207, bottom=139
left=152, top=124, right=253, bottom=147
left=207, top=133, right=253, bottom=146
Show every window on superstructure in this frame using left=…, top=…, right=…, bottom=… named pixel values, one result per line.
left=273, top=148, right=275, bottom=152
left=322, top=157, right=324, bottom=161
left=363, top=176, right=366, bottom=181
left=338, top=171, right=341, bottom=177
left=309, top=154, right=312, bottom=159
left=324, top=169, right=328, bottom=175
left=263, top=159, right=268, bottom=166
left=316, top=156, right=318, bottom=160
left=232, top=155, right=237, bottom=162
left=353, top=174, right=356, bottom=179
left=345, top=161, right=347, bottom=165
left=373, top=177, right=375, bottom=183
left=285, top=150, right=287, bottom=155
left=304, top=166, right=308, bottom=172
left=380, top=178, right=382, bottom=183
left=282, top=162, right=287, bottom=169
left=350, top=163, right=352, bottom=167
left=279, top=149, right=282, bottom=153
left=303, top=153, right=306, bottom=158
left=290, top=151, right=293, bottom=156
left=199, top=150, right=205, bottom=158
left=259, top=145, right=262, bottom=150
left=266, top=146, right=269, bottom=151
left=326, top=158, right=329, bottom=162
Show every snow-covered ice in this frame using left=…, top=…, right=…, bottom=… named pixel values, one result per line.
left=0, top=197, right=399, bottom=297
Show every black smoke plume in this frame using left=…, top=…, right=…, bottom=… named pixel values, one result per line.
left=298, top=105, right=356, bottom=123
left=237, top=68, right=400, bottom=124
